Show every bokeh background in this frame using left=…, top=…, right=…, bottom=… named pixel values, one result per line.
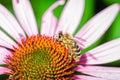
left=0, top=0, right=120, bottom=79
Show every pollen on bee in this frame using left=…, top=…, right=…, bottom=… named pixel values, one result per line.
left=55, top=31, right=81, bottom=62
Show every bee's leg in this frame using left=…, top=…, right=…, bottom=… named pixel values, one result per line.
left=73, top=55, right=80, bottom=62
left=75, top=52, right=81, bottom=56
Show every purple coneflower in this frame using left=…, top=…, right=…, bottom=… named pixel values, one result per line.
left=0, top=0, right=120, bottom=80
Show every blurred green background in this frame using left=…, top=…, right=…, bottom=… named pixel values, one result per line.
left=0, top=0, right=120, bottom=79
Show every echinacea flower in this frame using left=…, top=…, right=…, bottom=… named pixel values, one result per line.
left=0, top=0, right=120, bottom=80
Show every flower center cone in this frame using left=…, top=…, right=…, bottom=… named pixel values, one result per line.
left=6, top=35, right=75, bottom=80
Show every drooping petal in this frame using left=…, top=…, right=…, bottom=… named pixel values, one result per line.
left=0, top=4, right=26, bottom=43
left=74, top=75, right=107, bottom=80
left=56, top=0, right=85, bottom=35
left=0, top=67, right=11, bottom=75
left=79, top=38, right=120, bottom=65
left=0, top=30, right=17, bottom=49
left=75, top=4, right=120, bottom=49
left=0, top=47, right=12, bottom=64
left=12, top=0, right=38, bottom=36
left=41, top=0, right=65, bottom=36
left=76, top=65, right=120, bottom=80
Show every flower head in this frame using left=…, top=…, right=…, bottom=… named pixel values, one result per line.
left=0, top=0, right=120, bottom=80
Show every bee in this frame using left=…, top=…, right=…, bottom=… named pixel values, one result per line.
left=56, top=31, right=81, bottom=62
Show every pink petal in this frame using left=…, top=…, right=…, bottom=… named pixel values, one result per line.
left=74, top=75, right=107, bottom=80
left=0, top=47, right=12, bottom=64
left=41, top=0, right=65, bottom=36
left=56, top=0, right=85, bottom=35
left=0, top=30, right=17, bottom=49
left=75, top=4, right=120, bottom=49
left=79, top=38, right=120, bottom=65
left=12, top=0, right=38, bottom=36
left=0, top=4, right=26, bottom=43
left=0, top=67, right=11, bottom=75
left=0, top=39, right=14, bottom=49
left=76, top=65, right=120, bottom=80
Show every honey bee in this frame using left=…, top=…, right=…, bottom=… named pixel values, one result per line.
left=56, top=31, right=81, bottom=62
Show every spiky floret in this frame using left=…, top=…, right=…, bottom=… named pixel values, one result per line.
left=6, top=35, right=75, bottom=80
